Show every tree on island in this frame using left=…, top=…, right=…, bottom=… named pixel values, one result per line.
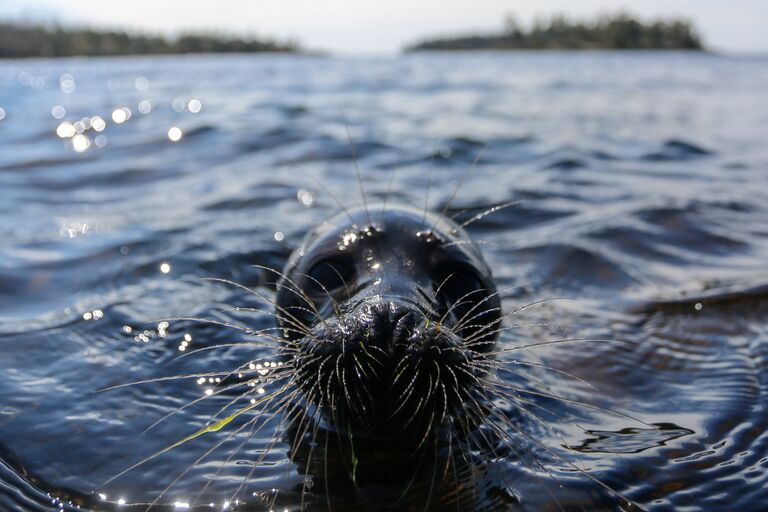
left=406, top=12, right=704, bottom=51
left=0, top=22, right=300, bottom=58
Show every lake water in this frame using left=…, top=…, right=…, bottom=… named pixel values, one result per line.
left=1, top=51, right=767, bottom=511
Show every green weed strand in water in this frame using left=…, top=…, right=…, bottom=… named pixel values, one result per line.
left=166, top=393, right=273, bottom=451
left=348, top=425, right=359, bottom=485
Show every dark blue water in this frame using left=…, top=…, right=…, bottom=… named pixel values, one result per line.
left=1, top=52, right=768, bottom=511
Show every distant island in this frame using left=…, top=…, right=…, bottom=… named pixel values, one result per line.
left=406, top=13, right=704, bottom=52
left=0, top=22, right=301, bottom=58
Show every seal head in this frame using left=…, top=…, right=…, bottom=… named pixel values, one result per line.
left=276, top=204, right=500, bottom=444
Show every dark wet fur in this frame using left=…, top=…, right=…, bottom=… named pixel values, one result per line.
left=276, top=204, right=501, bottom=451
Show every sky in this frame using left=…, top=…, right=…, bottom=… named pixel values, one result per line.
left=1, top=0, right=767, bottom=54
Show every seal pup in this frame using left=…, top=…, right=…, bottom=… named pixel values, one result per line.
left=275, top=202, right=501, bottom=452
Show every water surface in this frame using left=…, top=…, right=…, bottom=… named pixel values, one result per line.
left=1, top=52, right=767, bottom=511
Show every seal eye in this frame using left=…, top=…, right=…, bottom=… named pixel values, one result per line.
left=306, top=257, right=354, bottom=297
left=433, top=265, right=486, bottom=318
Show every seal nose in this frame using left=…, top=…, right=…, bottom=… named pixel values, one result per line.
left=354, top=300, right=422, bottom=356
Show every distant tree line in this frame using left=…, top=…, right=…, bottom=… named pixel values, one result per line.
left=406, top=13, right=704, bottom=51
left=0, top=22, right=301, bottom=58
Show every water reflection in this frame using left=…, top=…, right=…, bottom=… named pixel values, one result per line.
left=168, top=126, right=183, bottom=141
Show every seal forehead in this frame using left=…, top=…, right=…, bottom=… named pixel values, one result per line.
left=337, top=223, right=382, bottom=251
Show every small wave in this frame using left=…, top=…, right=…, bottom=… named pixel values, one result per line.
left=641, top=139, right=714, bottom=161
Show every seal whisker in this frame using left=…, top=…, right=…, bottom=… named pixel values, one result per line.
left=101, top=382, right=295, bottom=493
left=393, top=364, right=426, bottom=425
left=299, top=403, right=325, bottom=511
left=207, top=274, right=321, bottom=334
left=483, top=375, right=590, bottom=433
left=188, top=386, right=305, bottom=510
left=457, top=391, right=576, bottom=512
left=481, top=399, right=641, bottom=511
left=439, top=239, right=491, bottom=249
left=479, top=411, right=571, bottom=512
left=390, top=352, right=417, bottom=388
left=252, top=264, right=336, bottom=331
left=487, top=379, right=652, bottom=427
left=97, top=367, right=257, bottom=392
left=422, top=143, right=435, bottom=226
left=340, top=109, right=371, bottom=227
left=402, top=370, right=434, bottom=436
left=297, top=270, right=344, bottom=314
left=461, top=296, right=574, bottom=345
left=492, top=387, right=606, bottom=461
left=438, top=287, right=488, bottom=326
left=435, top=143, right=490, bottom=231
left=191, top=389, right=299, bottom=509
left=215, top=305, right=314, bottom=338
left=295, top=166, right=356, bottom=225
left=154, top=315, right=260, bottom=335
left=141, top=368, right=293, bottom=435
left=379, top=140, right=402, bottom=220
left=451, top=287, right=510, bottom=332
left=433, top=271, right=458, bottom=298
left=484, top=336, right=631, bottom=355
left=172, top=340, right=300, bottom=362
left=145, top=415, right=263, bottom=512
left=202, top=368, right=297, bottom=425
left=480, top=356, right=600, bottom=392
left=454, top=200, right=523, bottom=233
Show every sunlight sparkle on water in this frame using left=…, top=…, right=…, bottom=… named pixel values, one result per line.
left=135, top=76, right=150, bottom=91
left=56, top=122, right=75, bottom=138
left=59, top=74, right=75, bottom=94
left=138, top=100, right=152, bottom=114
left=72, top=134, right=91, bottom=153
left=112, top=108, right=131, bottom=124
left=297, top=188, right=315, bottom=207
left=82, top=309, right=103, bottom=320
left=160, top=262, right=171, bottom=273
left=168, top=126, right=183, bottom=142
left=90, top=116, right=106, bottom=132
left=51, top=105, right=65, bottom=119
left=188, top=99, right=202, bottom=113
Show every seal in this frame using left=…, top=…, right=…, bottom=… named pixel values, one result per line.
left=275, top=203, right=501, bottom=447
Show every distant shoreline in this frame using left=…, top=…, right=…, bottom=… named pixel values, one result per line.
left=0, top=22, right=301, bottom=59
left=405, top=13, right=705, bottom=52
